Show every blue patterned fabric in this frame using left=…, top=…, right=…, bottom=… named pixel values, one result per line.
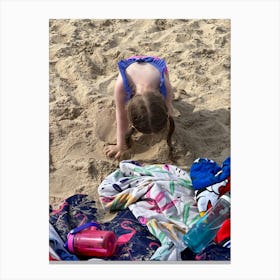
left=181, top=244, right=230, bottom=261
left=195, top=244, right=230, bottom=261
left=49, top=194, right=160, bottom=261
left=190, top=157, right=230, bottom=190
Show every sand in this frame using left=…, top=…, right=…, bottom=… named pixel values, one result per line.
left=49, top=19, right=230, bottom=216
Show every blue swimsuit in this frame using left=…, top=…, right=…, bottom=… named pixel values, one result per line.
left=117, top=56, right=168, bottom=102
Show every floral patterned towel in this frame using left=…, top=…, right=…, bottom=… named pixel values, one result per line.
left=98, top=160, right=200, bottom=260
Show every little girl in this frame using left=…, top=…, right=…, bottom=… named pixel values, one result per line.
left=104, top=55, right=175, bottom=160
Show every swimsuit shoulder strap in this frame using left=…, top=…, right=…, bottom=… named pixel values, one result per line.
left=117, top=59, right=136, bottom=102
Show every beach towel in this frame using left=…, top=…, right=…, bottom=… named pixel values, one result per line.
left=49, top=194, right=160, bottom=261
left=98, top=160, right=200, bottom=261
left=180, top=244, right=230, bottom=261
left=194, top=244, right=230, bottom=261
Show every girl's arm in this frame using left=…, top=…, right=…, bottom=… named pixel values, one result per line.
left=104, top=74, right=129, bottom=159
left=115, top=74, right=129, bottom=149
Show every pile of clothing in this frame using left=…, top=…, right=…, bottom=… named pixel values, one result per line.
left=49, top=157, right=231, bottom=261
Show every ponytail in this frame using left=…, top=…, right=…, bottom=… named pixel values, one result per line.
left=167, top=116, right=175, bottom=161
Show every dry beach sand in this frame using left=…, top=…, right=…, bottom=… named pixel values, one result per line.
left=49, top=19, right=230, bottom=218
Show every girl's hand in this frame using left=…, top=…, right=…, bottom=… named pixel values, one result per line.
left=104, top=144, right=128, bottom=160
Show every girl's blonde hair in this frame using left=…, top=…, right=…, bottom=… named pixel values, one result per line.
left=125, top=91, right=175, bottom=160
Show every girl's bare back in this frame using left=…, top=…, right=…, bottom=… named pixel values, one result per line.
left=125, top=63, right=161, bottom=95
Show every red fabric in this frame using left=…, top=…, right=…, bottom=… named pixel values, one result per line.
left=214, top=218, right=230, bottom=245
left=49, top=253, right=59, bottom=261
left=218, top=176, right=230, bottom=197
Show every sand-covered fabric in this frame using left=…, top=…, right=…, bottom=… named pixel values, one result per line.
left=49, top=19, right=230, bottom=217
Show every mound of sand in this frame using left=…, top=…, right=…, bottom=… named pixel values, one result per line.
left=49, top=19, right=230, bottom=214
